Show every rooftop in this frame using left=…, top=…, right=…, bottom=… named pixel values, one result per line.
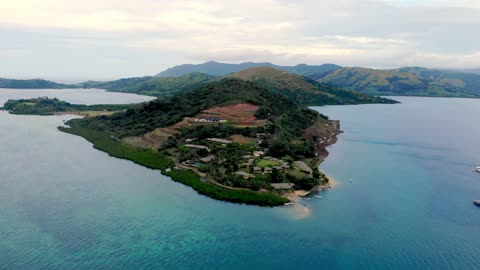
left=271, top=183, right=295, bottom=190
left=294, top=161, right=313, bottom=174
left=207, top=138, right=232, bottom=144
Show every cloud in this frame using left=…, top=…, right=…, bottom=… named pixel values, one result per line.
left=1, top=0, right=480, bottom=78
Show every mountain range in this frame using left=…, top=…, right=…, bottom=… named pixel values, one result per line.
left=3, top=61, right=480, bottom=99
left=225, top=67, right=395, bottom=105
left=155, top=61, right=480, bottom=98
left=155, top=61, right=341, bottom=78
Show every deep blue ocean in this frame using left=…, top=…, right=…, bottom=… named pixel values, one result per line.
left=1, top=90, right=480, bottom=269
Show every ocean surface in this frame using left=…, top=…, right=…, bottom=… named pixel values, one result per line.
left=1, top=91, right=480, bottom=269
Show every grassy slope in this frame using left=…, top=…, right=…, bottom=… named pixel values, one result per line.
left=72, top=78, right=320, bottom=138
left=317, top=67, right=480, bottom=98
left=58, top=125, right=289, bottom=206
left=81, top=73, right=214, bottom=97
left=226, top=67, right=398, bottom=105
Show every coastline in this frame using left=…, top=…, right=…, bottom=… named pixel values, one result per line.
left=55, top=114, right=343, bottom=207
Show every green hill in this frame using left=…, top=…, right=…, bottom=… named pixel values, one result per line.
left=60, top=78, right=338, bottom=206
left=155, top=61, right=341, bottom=77
left=0, top=78, right=74, bottom=89
left=225, top=67, right=397, bottom=105
left=316, top=67, right=480, bottom=98
left=81, top=72, right=214, bottom=97
left=73, top=78, right=320, bottom=138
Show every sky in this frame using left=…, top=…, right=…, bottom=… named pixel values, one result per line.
left=1, top=0, right=479, bottom=80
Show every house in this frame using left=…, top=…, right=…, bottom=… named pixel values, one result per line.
left=253, top=167, right=262, bottom=173
left=242, top=155, right=254, bottom=159
left=185, top=144, right=210, bottom=152
left=207, top=138, right=233, bottom=144
left=271, top=183, right=294, bottom=190
left=207, top=117, right=221, bottom=122
left=235, top=171, right=254, bottom=179
left=253, top=151, right=265, bottom=158
left=185, top=138, right=194, bottom=143
left=200, top=155, right=215, bottom=163
left=293, top=161, right=313, bottom=174
left=264, top=167, right=272, bottom=173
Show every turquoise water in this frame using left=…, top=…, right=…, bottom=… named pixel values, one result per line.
left=1, top=92, right=480, bottom=269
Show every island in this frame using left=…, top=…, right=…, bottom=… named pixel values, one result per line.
left=1, top=79, right=348, bottom=206
left=2, top=97, right=137, bottom=116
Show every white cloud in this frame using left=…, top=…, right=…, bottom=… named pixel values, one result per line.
left=1, top=0, right=480, bottom=77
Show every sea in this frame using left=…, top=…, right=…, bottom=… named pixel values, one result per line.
left=1, top=89, right=480, bottom=269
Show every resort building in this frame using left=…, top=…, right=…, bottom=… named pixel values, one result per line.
left=293, top=161, right=313, bottom=174
left=271, top=183, right=295, bottom=190
left=185, top=144, right=211, bottom=152
left=236, top=171, right=254, bottom=179
left=253, top=151, right=265, bottom=158
left=207, top=138, right=233, bottom=144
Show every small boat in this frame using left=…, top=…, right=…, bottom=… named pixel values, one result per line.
left=314, top=195, right=322, bottom=199
left=303, top=197, right=311, bottom=201
left=283, top=202, right=294, bottom=206
left=475, top=166, right=480, bottom=172
left=349, top=179, right=353, bottom=183
left=474, top=200, right=480, bottom=207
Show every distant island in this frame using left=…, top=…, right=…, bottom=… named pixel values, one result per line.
left=2, top=97, right=135, bottom=116
left=2, top=79, right=350, bottom=206
left=4, top=61, right=480, bottom=99
left=0, top=78, right=75, bottom=89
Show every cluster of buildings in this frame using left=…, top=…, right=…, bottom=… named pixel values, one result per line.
left=194, top=117, right=227, bottom=123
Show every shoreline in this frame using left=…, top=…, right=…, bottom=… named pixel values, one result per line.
left=285, top=176, right=338, bottom=202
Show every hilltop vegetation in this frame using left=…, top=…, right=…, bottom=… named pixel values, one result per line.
left=81, top=72, right=214, bottom=97
left=155, top=61, right=341, bottom=77
left=226, top=67, right=397, bottom=105
left=70, top=78, right=321, bottom=142
left=315, top=67, right=480, bottom=98
left=0, top=78, right=74, bottom=89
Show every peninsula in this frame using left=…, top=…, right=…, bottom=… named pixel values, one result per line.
left=2, top=79, right=345, bottom=206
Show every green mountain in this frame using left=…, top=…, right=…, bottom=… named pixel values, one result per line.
left=316, top=67, right=480, bottom=98
left=74, top=78, right=321, bottom=138
left=81, top=72, right=214, bottom=97
left=0, top=78, right=74, bottom=89
left=155, top=61, right=341, bottom=77
left=61, top=78, right=336, bottom=206
left=225, top=67, right=397, bottom=105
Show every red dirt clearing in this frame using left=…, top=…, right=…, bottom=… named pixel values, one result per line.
left=197, top=103, right=265, bottom=127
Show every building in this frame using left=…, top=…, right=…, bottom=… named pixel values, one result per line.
left=253, top=151, right=265, bottom=158
left=294, top=161, right=313, bottom=174
left=271, top=183, right=295, bottom=190
left=235, top=171, right=254, bottom=179
left=200, top=155, right=215, bottom=163
left=207, top=138, right=232, bottom=144
left=185, top=144, right=210, bottom=152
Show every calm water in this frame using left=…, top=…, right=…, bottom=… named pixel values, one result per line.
left=1, top=91, right=480, bottom=269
